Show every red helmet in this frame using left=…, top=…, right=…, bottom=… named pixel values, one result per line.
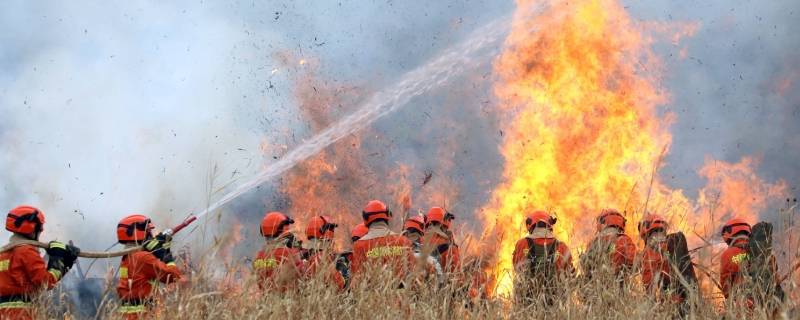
left=6, top=206, right=45, bottom=238
left=260, top=212, right=294, bottom=238
left=525, top=210, right=556, bottom=231
left=306, top=215, right=338, bottom=240
left=721, top=218, right=751, bottom=245
left=403, top=216, right=426, bottom=235
left=351, top=223, right=369, bottom=242
left=361, top=200, right=392, bottom=226
left=638, top=214, right=667, bottom=240
left=425, top=207, right=455, bottom=230
left=597, top=208, right=626, bottom=232
left=117, top=214, right=155, bottom=243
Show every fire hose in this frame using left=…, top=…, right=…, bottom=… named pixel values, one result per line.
left=0, top=216, right=197, bottom=258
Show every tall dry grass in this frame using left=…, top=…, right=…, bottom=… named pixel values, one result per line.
left=29, top=248, right=799, bottom=320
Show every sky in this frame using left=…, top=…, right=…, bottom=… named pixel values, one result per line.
left=0, top=0, right=797, bottom=257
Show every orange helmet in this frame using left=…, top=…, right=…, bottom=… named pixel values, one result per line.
left=597, top=209, right=626, bottom=232
left=260, top=212, right=294, bottom=238
left=117, top=214, right=155, bottom=243
left=425, top=207, right=455, bottom=230
left=351, top=223, right=369, bottom=242
left=6, top=206, right=45, bottom=238
left=306, top=215, right=338, bottom=240
left=403, top=216, right=426, bottom=235
left=525, top=210, right=556, bottom=231
left=638, top=214, right=667, bottom=239
left=361, top=200, right=392, bottom=226
left=721, top=218, right=751, bottom=245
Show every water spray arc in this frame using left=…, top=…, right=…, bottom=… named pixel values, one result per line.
left=192, top=15, right=512, bottom=220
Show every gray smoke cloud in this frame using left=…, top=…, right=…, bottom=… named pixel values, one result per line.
left=627, top=0, right=800, bottom=197
left=1, top=0, right=797, bottom=279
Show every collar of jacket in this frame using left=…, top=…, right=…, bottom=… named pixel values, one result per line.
left=646, top=231, right=668, bottom=249
left=264, top=234, right=293, bottom=249
left=598, top=227, right=621, bottom=237
left=359, top=222, right=396, bottom=241
left=8, top=234, right=35, bottom=248
left=303, top=238, right=332, bottom=251
left=426, top=224, right=450, bottom=240
left=527, top=228, right=554, bottom=239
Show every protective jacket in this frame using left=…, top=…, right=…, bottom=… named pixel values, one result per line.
left=302, top=239, right=345, bottom=290
left=253, top=237, right=305, bottom=291
left=117, top=248, right=182, bottom=319
left=0, top=235, right=61, bottom=320
left=351, top=222, right=415, bottom=283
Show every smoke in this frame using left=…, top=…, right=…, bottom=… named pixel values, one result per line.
left=626, top=0, right=800, bottom=196
left=0, top=2, right=276, bottom=251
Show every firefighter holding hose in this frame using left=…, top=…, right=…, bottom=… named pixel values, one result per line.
left=115, top=214, right=182, bottom=319
left=0, top=205, right=80, bottom=320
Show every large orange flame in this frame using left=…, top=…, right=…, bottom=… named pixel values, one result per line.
left=481, top=0, right=786, bottom=297
left=483, top=0, right=675, bottom=296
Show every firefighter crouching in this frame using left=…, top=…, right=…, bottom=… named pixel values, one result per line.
left=512, top=210, right=574, bottom=306
left=115, top=214, right=182, bottom=319
left=253, top=212, right=305, bottom=292
left=350, top=200, right=416, bottom=288
left=0, top=205, right=79, bottom=320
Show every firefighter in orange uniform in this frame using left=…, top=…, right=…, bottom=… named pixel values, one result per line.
left=638, top=214, right=682, bottom=304
left=0, top=205, right=79, bottom=320
left=719, top=218, right=782, bottom=310
left=253, top=212, right=305, bottom=291
left=423, top=207, right=461, bottom=274
left=512, top=210, right=574, bottom=305
left=302, top=216, right=345, bottom=290
left=350, top=200, right=416, bottom=286
left=116, top=214, right=182, bottom=320
left=402, top=215, right=425, bottom=250
left=351, top=223, right=368, bottom=243
left=581, top=209, right=636, bottom=281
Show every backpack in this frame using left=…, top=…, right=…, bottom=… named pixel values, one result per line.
left=666, top=232, right=697, bottom=299
left=525, top=238, right=558, bottom=280
left=747, top=222, right=785, bottom=301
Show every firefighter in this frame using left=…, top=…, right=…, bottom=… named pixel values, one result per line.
left=402, top=215, right=425, bottom=251
left=253, top=211, right=305, bottom=292
left=350, top=223, right=368, bottom=243
left=332, top=222, right=369, bottom=290
left=638, top=214, right=687, bottom=305
left=423, top=207, right=461, bottom=274
left=0, top=205, right=79, bottom=320
left=350, top=200, right=416, bottom=286
left=303, top=216, right=345, bottom=290
left=512, top=210, right=574, bottom=306
left=116, top=214, right=182, bottom=320
left=580, top=209, right=636, bottom=282
left=719, top=218, right=782, bottom=309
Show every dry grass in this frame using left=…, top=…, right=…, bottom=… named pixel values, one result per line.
left=30, top=253, right=799, bottom=320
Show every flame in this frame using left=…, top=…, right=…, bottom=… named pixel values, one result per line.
left=481, top=0, right=789, bottom=298
left=483, top=0, right=675, bottom=296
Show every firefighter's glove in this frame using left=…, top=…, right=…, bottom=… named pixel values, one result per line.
left=46, top=241, right=80, bottom=279
left=144, top=233, right=173, bottom=263
left=142, top=233, right=172, bottom=261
